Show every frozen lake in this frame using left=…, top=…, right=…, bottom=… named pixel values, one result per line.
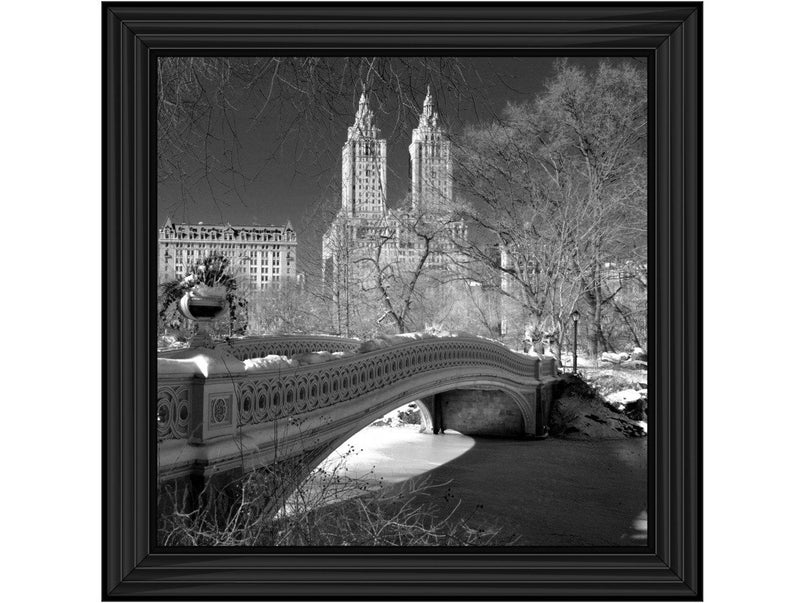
left=317, top=424, right=648, bottom=546
left=323, top=425, right=474, bottom=485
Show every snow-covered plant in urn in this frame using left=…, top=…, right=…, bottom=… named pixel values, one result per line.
left=158, top=253, right=248, bottom=340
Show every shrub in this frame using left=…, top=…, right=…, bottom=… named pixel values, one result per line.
left=159, top=452, right=513, bottom=546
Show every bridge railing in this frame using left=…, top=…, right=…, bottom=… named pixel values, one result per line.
left=159, top=334, right=360, bottom=361
left=157, top=336, right=557, bottom=445
left=156, top=374, right=195, bottom=441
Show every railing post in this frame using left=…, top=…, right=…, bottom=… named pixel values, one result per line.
left=194, top=349, right=244, bottom=445
left=159, top=346, right=245, bottom=445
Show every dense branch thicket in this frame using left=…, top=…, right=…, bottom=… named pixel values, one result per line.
left=159, top=454, right=515, bottom=547
left=452, top=60, right=647, bottom=354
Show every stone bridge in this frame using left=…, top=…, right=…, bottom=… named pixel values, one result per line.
left=157, top=335, right=559, bottom=488
left=159, top=334, right=361, bottom=362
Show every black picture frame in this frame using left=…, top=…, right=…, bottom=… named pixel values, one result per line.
left=103, top=2, right=702, bottom=600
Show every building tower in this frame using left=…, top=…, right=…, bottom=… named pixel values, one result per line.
left=409, top=85, right=452, bottom=212
left=341, top=86, right=387, bottom=218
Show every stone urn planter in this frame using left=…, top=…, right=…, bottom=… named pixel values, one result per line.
left=178, top=284, right=228, bottom=347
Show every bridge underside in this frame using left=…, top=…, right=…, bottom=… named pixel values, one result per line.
left=159, top=378, right=559, bottom=514
left=157, top=336, right=561, bottom=512
left=419, top=389, right=529, bottom=437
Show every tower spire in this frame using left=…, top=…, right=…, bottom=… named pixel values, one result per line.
left=419, top=85, right=438, bottom=127
left=350, top=83, right=377, bottom=137
left=359, top=82, right=367, bottom=106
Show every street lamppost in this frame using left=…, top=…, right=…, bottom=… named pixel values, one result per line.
left=571, top=309, right=580, bottom=374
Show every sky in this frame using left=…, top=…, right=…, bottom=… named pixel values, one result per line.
left=157, top=56, right=626, bottom=274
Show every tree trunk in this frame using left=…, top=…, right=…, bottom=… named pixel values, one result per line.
left=583, top=238, right=611, bottom=357
left=612, top=298, right=643, bottom=349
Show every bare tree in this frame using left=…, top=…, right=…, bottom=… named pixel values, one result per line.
left=538, top=60, right=647, bottom=354
left=350, top=200, right=468, bottom=333
left=451, top=60, right=647, bottom=356
left=245, top=280, right=331, bottom=336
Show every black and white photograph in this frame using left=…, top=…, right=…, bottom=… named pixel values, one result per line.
left=93, top=3, right=709, bottom=600
left=155, top=56, right=649, bottom=548
left=17, top=0, right=804, bottom=601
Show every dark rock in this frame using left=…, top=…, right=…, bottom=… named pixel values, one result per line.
left=623, top=399, right=648, bottom=422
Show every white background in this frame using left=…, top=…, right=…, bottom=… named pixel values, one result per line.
left=1, top=0, right=801, bottom=601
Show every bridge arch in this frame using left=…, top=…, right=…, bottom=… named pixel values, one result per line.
left=301, top=375, right=537, bottom=475
left=157, top=336, right=558, bottom=491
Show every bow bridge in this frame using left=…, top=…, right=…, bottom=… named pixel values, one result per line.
left=157, top=335, right=559, bottom=488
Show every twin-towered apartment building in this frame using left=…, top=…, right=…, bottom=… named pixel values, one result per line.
left=158, top=86, right=463, bottom=290
left=322, top=86, right=465, bottom=285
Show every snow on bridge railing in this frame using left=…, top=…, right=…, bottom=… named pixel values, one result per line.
left=158, top=334, right=360, bottom=361
left=156, top=334, right=556, bottom=443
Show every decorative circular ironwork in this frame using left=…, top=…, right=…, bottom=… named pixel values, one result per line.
left=255, top=391, right=268, bottom=421
left=212, top=398, right=228, bottom=424
left=156, top=385, right=191, bottom=440
left=157, top=403, right=170, bottom=426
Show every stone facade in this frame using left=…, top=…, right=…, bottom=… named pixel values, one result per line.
left=430, top=389, right=527, bottom=437
left=340, top=88, right=388, bottom=219
left=409, top=86, right=453, bottom=212
left=322, top=87, right=467, bottom=291
left=158, top=219, right=297, bottom=290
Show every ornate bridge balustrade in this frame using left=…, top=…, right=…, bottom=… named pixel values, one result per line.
left=157, top=336, right=559, bottom=484
left=159, top=334, right=360, bottom=361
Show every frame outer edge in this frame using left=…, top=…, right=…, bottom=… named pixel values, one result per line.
left=102, top=2, right=703, bottom=599
left=654, top=5, right=702, bottom=600
left=103, top=4, right=155, bottom=597
left=681, top=5, right=702, bottom=599
left=103, top=5, right=126, bottom=595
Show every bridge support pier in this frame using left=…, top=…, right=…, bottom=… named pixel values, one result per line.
left=532, top=378, right=559, bottom=439
left=433, top=393, right=446, bottom=434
